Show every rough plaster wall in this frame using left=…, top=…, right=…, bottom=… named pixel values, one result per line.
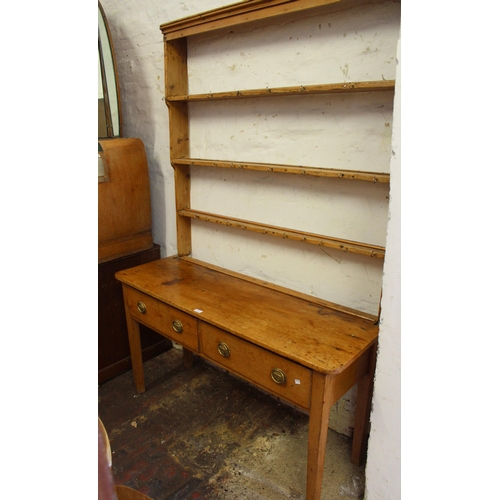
left=100, top=0, right=400, bottom=470
left=364, top=38, right=401, bottom=500
left=189, top=93, right=394, bottom=173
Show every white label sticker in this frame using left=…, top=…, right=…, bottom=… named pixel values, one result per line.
left=194, top=308, right=203, bottom=313
left=295, top=379, right=301, bottom=385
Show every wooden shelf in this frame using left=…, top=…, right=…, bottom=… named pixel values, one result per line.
left=178, top=208, right=385, bottom=258
left=166, top=80, right=395, bottom=102
left=172, top=158, right=390, bottom=183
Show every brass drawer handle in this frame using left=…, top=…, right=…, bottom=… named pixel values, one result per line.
left=271, top=368, right=287, bottom=385
left=137, top=302, right=147, bottom=314
left=172, top=320, right=183, bottom=333
left=217, top=342, right=230, bottom=357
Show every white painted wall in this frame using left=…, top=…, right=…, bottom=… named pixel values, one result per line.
left=100, top=0, right=401, bottom=497
left=364, top=37, right=400, bottom=500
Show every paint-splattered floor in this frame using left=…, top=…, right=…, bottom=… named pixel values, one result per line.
left=98, top=348, right=365, bottom=499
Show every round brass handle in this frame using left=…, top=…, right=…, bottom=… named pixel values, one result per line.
left=172, top=320, right=183, bottom=333
left=271, top=368, right=287, bottom=385
left=137, top=302, right=147, bottom=314
left=217, top=342, right=230, bottom=357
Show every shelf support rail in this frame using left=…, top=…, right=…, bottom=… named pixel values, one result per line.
left=179, top=208, right=385, bottom=258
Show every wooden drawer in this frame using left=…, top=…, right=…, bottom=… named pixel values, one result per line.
left=123, top=286, right=199, bottom=352
left=200, top=322, right=311, bottom=409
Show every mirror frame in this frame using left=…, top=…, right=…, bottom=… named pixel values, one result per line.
left=98, top=1, right=122, bottom=139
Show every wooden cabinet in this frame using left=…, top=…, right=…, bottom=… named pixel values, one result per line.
left=98, top=138, right=154, bottom=263
left=98, top=138, right=170, bottom=383
left=117, top=1, right=398, bottom=499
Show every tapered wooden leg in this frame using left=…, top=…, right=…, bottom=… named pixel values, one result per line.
left=351, top=341, right=378, bottom=466
left=183, top=348, right=194, bottom=368
left=307, top=371, right=334, bottom=500
left=124, top=311, right=145, bottom=393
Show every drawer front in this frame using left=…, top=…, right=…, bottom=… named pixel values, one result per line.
left=200, top=322, right=311, bottom=409
left=124, top=286, right=199, bottom=352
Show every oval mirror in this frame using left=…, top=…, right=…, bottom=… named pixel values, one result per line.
left=98, top=2, right=121, bottom=138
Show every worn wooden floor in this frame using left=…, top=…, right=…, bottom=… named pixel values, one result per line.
left=98, top=348, right=365, bottom=500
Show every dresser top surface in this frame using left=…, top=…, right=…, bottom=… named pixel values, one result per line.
left=116, top=256, right=378, bottom=374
